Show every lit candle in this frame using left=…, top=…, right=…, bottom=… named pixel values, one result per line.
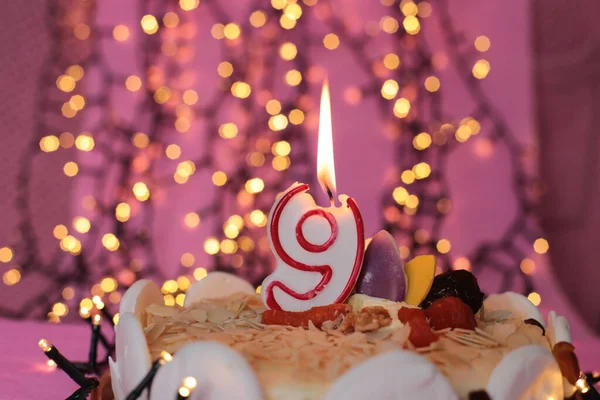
left=261, top=81, right=365, bottom=311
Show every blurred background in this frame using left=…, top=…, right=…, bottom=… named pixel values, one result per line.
left=0, top=0, right=598, bottom=350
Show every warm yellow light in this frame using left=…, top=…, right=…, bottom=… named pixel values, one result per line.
left=59, top=132, right=75, bottom=148
left=284, top=3, right=303, bottom=20
left=61, top=102, right=77, bottom=118
left=66, top=65, right=84, bottom=81
left=176, top=161, right=196, bottom=178
left=193, top=267, right=208, bottom=281
left=180, top=252, right=195, bottom=267
left=179, top=0, right=199, bottom=11
left=268, top=114, right=288, bottom=131
left=279, top=14, right=297, bottom=29
left=250, top=10, right=268, bottom=28
left=272, top=155, right=291, bottom=171
left=436, top=239, right=451, bottom=254
left=271, top=0, right=286, bottom=9
left=177, top=276, right=191, bottom=291
left=73, top=216, right=91, bottom=234
left=424, top=76, right=440, bottom=92
left=183, top=376, right=197, bottom=390
left=231, top=82, right=251, bottom=99
left=401, top=1, right=418, bottom=16
left=401, top=170, right=415, bottom=184
left=56, top=75, right=76, bottom=92
left=2, top=268, right=21, bottom=286
left=472, top=59, right=491, bottom=79
left=217, top=61, right=233, bottom=78
left=224, top=23, right=241, bottom=40
left=100, top=277, right=118, bottom=292
left=575, top=373, right=590, bottom=394
left=418, top=2, right=432, bottom=17
left=285, top=69, right=302, bottom=86
left=125, top=75, right=142, bottom=92
left=132, top=132, right=149, bottom=148
left=52, top=302, right=68, bottom=317
left=527, top=292, right=541, bottom=306
left=73, top=23, right=90, bottom=40
left=132, top=182, right=150, bottom=201
left=68, top=95, right=85, bottom=111
left=323, top=33, right=340, bottom=50
left=184, top=212, right=200, bottom=228
left=247, top=152, right=265, bottom=167
left=0, top=247, right=13, bottom=263
left=403, top=16, right=420, bottom=35
left=162, top=280, right=178, bottom=294
left=266, top=99, right=282, bottom=115
left=63, top=161, right=79, bottom=177
left=383, top=53, right=401, bottom=70
left=245, top=178, right=265, bottom=194
left=250, top=209, right=267, bottom=227
left=175, top=117, right=191, bottom=133
left=141, top=15, right=159, bottom=34
left=455, top=125, right=472, bottom=142
left=61, top=287, right=74, bottom=300
left=381, top=16, right=399, bottom=33
left=381, top=79, right=399, bottom=99
left=211, top=24, right=225, bottom=39
left=115, top=202, right=131, bottom=222
left=533, top=238, right=549, bottom=254
left=393, top=98, right=411, bottom=118
left=212, top=171, right=228, bottom=186
left=53, top=225, right=68, bottom=240
left=102, top=233, right=120, bottom=251
left=413, top=132, right=432, bottom=150
left=163, top=12, right=180, bottom=28
left=453, top=257, right=471, bottom=271
left=113, top=25, right=130, bottom=41
left=163, top=295, right=175, bottom=306
left=474, top=36, right=491, bottom=52
left=39, top=136, right=60, bottom=153
left=204, top=238, right=220, bottom=255
left=256, top=285, right=262, bottom=294
left=175, top=293, right=186, bottom=306
left=405, top=194, right=419, bottom=208
left=38, top=339, right=52, bottom=352
left=317, top=80, right=337, bottom=195
left=280, top=42, right=297, bottom=61
left=392, top=187, right=408, bottom=204
left=154, top=86, right=172, bottom=104
left=520, top=258, right=536, bottom=275
left=224, top=224, right=240, bottom=239
left=160, top=351, right=173, bottom=363
left=289, top=109, right=305, bottom=125
left=75, top=134, right=94, bottom=151
left=413, top=162, right=431, bottom=179
left=238, top=236, right=255, bottom=252
left=182, top=90, right=198, bottom=105
left=165, top=144, right=181, bottom=159
left=219, top=123, right=238, bottom=139
left=272, top=141, right=291, bottom=156
left=221, top=239, right=238, bottom=254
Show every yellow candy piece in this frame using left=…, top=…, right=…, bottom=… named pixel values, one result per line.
left=404, top=255, right=436, bottom=306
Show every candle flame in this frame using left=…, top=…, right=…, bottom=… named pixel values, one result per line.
left=317, top=79, right=336, bottom=201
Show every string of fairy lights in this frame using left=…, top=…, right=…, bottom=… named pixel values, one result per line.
left=0, top=0, right=549, bottom=322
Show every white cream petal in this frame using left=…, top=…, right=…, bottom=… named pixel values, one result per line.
left=546, top=310, right=572, bottom=347
left=184, top=272, right=255, bottom=307
left=324, top=350, right=457, bottom=400
left=487, top=345, right=562, bottom=400
left=109, top=356, right=126, bottom=400
left=119, top=279, right=163, bottom=327
left=149, top=341, right=262, bottom=400
left=483, top=292, right=545, bottom=328
left=116, top=312, right=152, bottom=399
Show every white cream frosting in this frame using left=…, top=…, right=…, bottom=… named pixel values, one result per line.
left=112, top=273, right=569, bottom=400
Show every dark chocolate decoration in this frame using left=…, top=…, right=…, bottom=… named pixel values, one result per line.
left=420, top=270, right=484, bottom=314
left=355, top=230, right=406, bottom=302
left=524, top=318, right=546, bottom=335
left=468, top=390, right=492, bottom=400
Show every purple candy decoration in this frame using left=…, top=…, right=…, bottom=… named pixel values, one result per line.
left=355, top=230, right=406, bottom=301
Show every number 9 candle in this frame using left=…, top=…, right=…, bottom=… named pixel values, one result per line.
left=261, top=81, right=365, bottom=311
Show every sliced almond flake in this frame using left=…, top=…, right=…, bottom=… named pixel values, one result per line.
left=144, top=323, right=166, bottom=344
left=452, top=330, right=499, bottom=347
left=433, top=327, right=452, bottom=335
left=446, top=332, right=488, bottom=348
left=147, top=304, right=179, bottom=317
left=188, top=309, right=208, bottom=323
left=207, top=308, right=235, bottom=324
left=475, top=327, right=502, bottom=343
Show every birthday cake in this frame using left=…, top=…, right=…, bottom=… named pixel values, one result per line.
left=100, top=234, right=584, bottom=400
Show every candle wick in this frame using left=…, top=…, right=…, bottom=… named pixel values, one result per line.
left=326, top=186, right=335, bottom=207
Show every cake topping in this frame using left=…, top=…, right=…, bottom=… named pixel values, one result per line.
left=404, top=255, right=436, bottom=306
left=397, top=306, right=439, bottom=348
left=262, top=304, right=351, bottom=329
left=425, top=297, right=476, bottom=331
left=420, top=270, right=484, bottom=314
left=355, top=230, right=406, bottom=301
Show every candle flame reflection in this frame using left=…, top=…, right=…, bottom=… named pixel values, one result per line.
left=317, top=79, right=337, bottom=203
